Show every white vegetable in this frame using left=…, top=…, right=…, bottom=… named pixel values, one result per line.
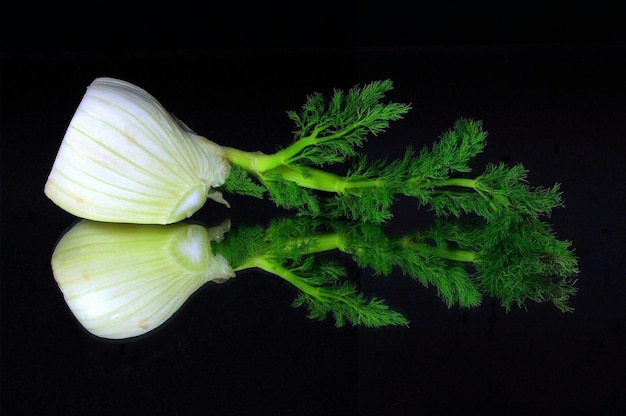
left=51, top=219, right=234, bottom=339
left=44, top=77, right=231, bottom=225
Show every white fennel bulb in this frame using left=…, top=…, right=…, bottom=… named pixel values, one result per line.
left=44, top=77, right=231, bottom=225
left=51, top=219, right=235, bottom=339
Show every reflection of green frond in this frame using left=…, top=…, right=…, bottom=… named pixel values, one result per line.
left=212, top=212, right=578, bottom=327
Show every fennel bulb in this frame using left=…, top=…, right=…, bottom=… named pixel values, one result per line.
left=51, top=219, right=234, bottom=339
left=44, top=77, right=231, bottom=225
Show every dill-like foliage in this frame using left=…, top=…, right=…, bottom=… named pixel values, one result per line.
left=216, top=80, right=578, bottom=324
left=222, top=79, right=413, bottom=219
left=211, top=213, right=578, bottom=327
left=212, top=217, right=410, bottom=328
left=285, top=79, right=411, bottom=166
left=224, top=88, right=562, bottom=223
left=223, top=85, right=563, bottom=226
left=220, top=164, right=265, bottom=198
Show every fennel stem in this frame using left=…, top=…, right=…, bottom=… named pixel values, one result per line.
left=225, top=146, right=492, bottom=196
left=396, top=235, right=477, bottom=263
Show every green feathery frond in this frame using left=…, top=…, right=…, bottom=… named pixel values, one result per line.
left=212, top=213, right=578, bottom=325
left=422, top=162, right=564, bottom=221
left=215, top=79, right=578, bottom=316
left=335, top=220, right=482, bottom=308
left=223, top=85, right=565, bottom=228
left=474, top=214, right=579, bottom=312
left=211, top=217, right=409, bottom=328
left=222, top=80, right=412, bottom=217
left=410, top=118, right=488, bottom=179
left=292, top=283, right=410, bottom=328
left=285, top=79, right=412, bottom=166
left=221, top=164, right=266, bottom=199
left=263, top=170, right=321, bottom=215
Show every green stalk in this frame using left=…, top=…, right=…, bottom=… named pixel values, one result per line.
left=435, top=177, right=511, bottom=210
left=294, top=233, right=346, bottom=254
left=229, top=233, right=343, bottom=272
left=265, top=226, right=477, bottom=266
left=224, top=145, right=511, bottom=217
left=224, top=146, right=384, bottom=194
left=225, top=146, right=494, bottom=196
left=238, top=256, right=322, bottom=297
left=238, top=256, right=363, bottom=315
left=396, top=235, right=477, bottom=263
left=270, top=165, right=384, bottom=194
left=436, top=178, right=478, bottom=189
left=223, top=122, right=361, bottom=174
left=268, top=123, right=362, bottom=164
left=223, top=147, right=276, bottom=173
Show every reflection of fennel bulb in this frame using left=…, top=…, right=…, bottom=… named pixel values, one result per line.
left=44, top=77, right=231, bottom=225
left=51, top=219, right=234, bottom=339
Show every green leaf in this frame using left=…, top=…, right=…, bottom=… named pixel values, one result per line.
left=221, top=164, right=266, bottom=198
left=292, top=283, right=410, bottom=328
left=283, top=79, right=411, bottom=167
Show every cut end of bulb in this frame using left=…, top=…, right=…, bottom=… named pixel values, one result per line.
left=171, top=224, right=210, bottom=273
left=170, top=186, right=207, bottom=223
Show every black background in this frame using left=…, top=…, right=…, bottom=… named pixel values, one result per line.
left=2, top=4, right=625, bottom=415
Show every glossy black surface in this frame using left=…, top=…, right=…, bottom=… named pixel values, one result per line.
left=2, top=43, right=625, bottom=414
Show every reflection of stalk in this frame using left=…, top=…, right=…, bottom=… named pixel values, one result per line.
left=278, top=232, right=477, bottom=264
left=396, top=235, right=476, bottom=263
left=245, top=257, right=349, bottom=310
